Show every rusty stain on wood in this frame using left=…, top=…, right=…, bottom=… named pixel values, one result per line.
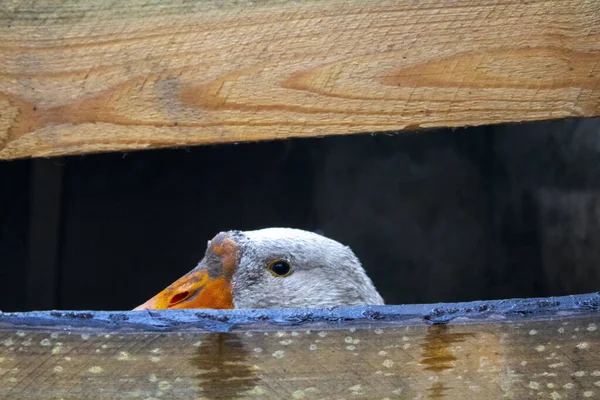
left=0, top=293, right=599, bottom=399
left=420, top=325, right=473, bottom=373
left=190, top=334, right=260, bottom=398
left=0, top=0, right=599, bottom=159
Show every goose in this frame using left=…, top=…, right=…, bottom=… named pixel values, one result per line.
left=134, top=228, right=384, bottom=310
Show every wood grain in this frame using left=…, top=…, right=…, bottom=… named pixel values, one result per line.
left=1, top=0, right=599, bottom=159
left=0, top=314, right=599, bottom=399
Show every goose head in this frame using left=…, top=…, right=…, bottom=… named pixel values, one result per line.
left=134, top=228, right=384, bottom=310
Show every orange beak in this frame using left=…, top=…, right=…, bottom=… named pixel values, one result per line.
left=134, top=231, right=239, bottom=310
left=133, top=269, right=234, bottom=310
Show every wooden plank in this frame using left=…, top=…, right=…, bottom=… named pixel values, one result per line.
left=0, top=294, right=599, bottom=399
left=26, top=158, right=64, bottom=311
left=0, top=159, right=30, bottom=312
left=0, top=0, right=599, bottom=160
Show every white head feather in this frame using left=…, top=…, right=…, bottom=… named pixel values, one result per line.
left=231, top=228, right=384, bottom=308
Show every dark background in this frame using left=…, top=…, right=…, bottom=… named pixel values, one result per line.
left=1, top=117, right=600, bottom=312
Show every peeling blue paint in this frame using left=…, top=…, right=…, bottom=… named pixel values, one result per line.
left=0, top=292, right=598, bottom=333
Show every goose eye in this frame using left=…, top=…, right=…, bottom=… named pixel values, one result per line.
left=267, top=260, right=292, bottom=277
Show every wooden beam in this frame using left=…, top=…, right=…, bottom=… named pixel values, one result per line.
left=0, top=294, right=599, bottom=398
left=1, top=0, right=599, bottom=159
left=26, top=159, right=64, bottom=310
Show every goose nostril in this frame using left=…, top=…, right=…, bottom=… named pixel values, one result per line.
left=169, top=291, right=190, bottom=306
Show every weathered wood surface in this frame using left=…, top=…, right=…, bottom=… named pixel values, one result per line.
left=1, top=294, right=599, bottom=399
left=1, top=0, right=599, bottom=160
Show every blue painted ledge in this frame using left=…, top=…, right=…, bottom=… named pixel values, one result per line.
left=0, top=292, right=599, bottom=333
